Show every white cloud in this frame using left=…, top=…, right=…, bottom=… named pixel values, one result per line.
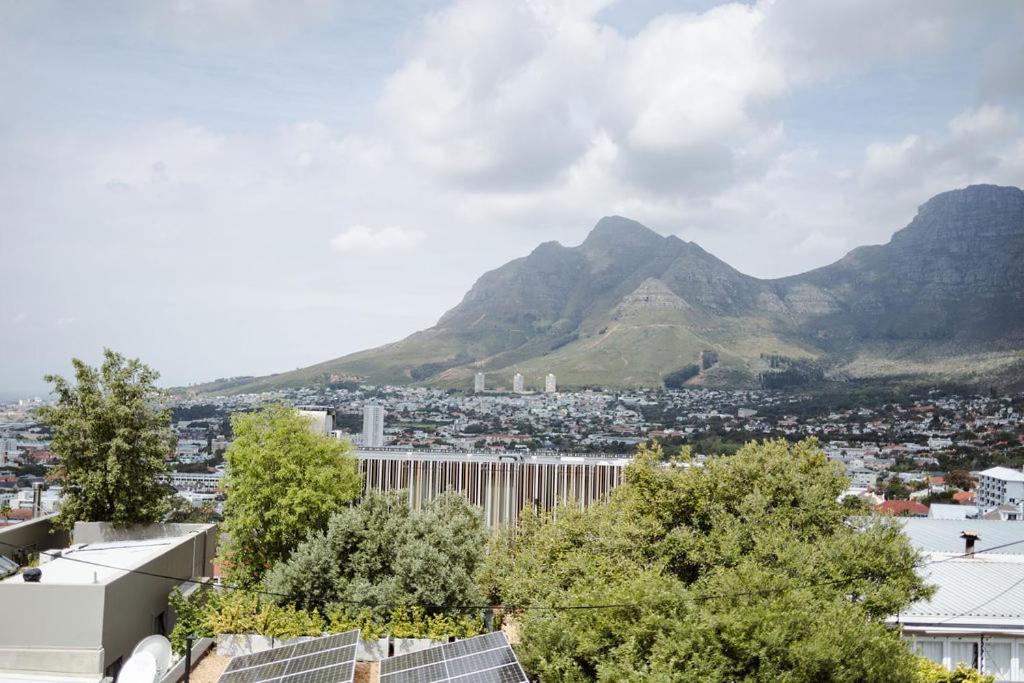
left=330, top=226, right=427, bottom=252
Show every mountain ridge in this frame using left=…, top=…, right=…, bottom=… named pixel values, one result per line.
left=185, top=184, right=1024, bottom=394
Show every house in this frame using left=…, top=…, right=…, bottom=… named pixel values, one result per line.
left=895, top=518, right=1024, bottom=681
left=953, top=490, right=976, bottom=505
left=0, top=520, right=217, bottom=681
left=876, top=500, right=929, bottom=517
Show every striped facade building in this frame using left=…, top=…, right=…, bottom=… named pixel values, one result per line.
left=356, top=449, right=631, bottom=527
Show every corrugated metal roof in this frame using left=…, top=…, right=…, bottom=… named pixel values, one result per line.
left=899, top=518, right=1024, bottom=555
left=902, top=556, right=1024, bottom=624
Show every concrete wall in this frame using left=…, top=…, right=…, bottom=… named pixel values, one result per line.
left=0, top=583, right=106, bottom=675
left=0, top=514, right=70, bottom=562
left=100, top=533, right=213, bottom=672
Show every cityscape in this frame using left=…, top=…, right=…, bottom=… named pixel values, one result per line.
left=3, top=2, right=1024, bottom=683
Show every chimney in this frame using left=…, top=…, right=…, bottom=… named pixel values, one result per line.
left=961, top=530, right=980, bottom=558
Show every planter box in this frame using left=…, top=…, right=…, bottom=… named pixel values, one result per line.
left=357, top=638, right=389, bottom=661
left=216, top=634, right=276, bottom=656
left=392, top=638, right=444, bottom=657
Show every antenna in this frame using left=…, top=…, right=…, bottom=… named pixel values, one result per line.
left=115, top=650, right=158, bottom=683
left=132, top=635, right=173, bottom=678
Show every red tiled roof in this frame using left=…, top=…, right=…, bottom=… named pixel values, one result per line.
left=875, top=500, right=929, bottom=516
left=953, top=490, right=976, bottom=504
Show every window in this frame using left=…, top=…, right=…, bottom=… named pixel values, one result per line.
left=949, top=640, right=979, bottom=669
left=914, top=639, right=943, bottom=665
left=984, top=641, right=1012, bottom=680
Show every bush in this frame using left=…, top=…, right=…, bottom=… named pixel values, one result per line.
left=914, top=658, right=994, bottom=683
left=265, top=491, right=486, bottom=615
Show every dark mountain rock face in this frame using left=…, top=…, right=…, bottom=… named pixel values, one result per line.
left=208, top=185, right=1024, bottom=393
left=777, top=184, right=1024, bottom=345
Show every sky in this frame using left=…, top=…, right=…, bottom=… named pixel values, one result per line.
left=2, top=0, right=1023, bottom=397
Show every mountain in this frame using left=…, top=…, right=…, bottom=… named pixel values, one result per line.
left=196, top=185, right=1024, bottom=394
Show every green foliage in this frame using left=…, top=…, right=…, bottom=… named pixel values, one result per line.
left=265, top=491, right=486, bottom=615
left=663, top=364, right=700, bottom=389
left=39, top=349, right=174, bottom=529
left=168, top=587, right=215, bottom=656
left=220, top=404, right=361, bottom=583
left=194, top=590, right=484, bottom=642
left=485, top=439, right=933, bottom=682
left=914, top=658, right=994, bottom=683
left=202, top=590, right=327, bottom=640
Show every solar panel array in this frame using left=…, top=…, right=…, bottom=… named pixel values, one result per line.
left=217, top=630, right=359, bottom=683
left=379, top=631, right=528, bottom=683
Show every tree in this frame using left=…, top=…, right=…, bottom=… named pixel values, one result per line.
left=945, top=470, right=973, bottom=492
left=485, top=440, right=933, bottom=682
left=0, top=501, right=10, bottom=520
left=221, top=404, right=361, bottom=583
left=265, top=490, right=486, bottom=615
left=39, top=349, right=174, bottom=529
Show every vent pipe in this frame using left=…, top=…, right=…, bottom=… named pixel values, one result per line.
left=960, top=530, right=980, bottom=558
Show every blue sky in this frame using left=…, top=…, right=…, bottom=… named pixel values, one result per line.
left=1, top=0, right=1023, bottom=396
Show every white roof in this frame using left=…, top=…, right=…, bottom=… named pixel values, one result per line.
left=0, top=538, right=178, bottom=585
left=899, top=518, right=1024, bottom=555
left=899, top=554, right=1024, bottom=629
left=978, top=466, right=1024, bottom=482
left=927, top=504, right=979, bottom=520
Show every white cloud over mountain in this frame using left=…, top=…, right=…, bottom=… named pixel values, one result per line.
left=1, top=0, right=1023, bottom=391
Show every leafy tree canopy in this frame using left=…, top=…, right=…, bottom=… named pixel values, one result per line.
left=484, top=439, right=933, bottom=682
left=221, top=404, right=361, bottom=583
left=39, top=349, right=174, bottom=530
left=266, top=490, right=486, bottom=616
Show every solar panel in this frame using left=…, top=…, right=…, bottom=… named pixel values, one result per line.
left=379, top=632, right=528, bottom=683
left=217, top=630, right=359, bottom=683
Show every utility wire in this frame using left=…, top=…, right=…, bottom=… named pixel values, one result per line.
left=3, top=535, right=1024, bottom=615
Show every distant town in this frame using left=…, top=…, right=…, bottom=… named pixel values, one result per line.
left=4, top=379, right=1023, bottom=525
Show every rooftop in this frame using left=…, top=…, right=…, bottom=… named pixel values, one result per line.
left=978, top=466, right=1024, bottom=482
left=899, top=553, right=1024, bottom=628
left=1, top=537, right=182, bottom=585
left=899, top=518, right=1024, bottom=555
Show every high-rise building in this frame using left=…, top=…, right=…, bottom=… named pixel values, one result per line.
left=512, top=372, right=524, bottom=393
left=474, top=372, right=486, bottom=393
left=362, top=404, right=385, bottom=448
left=545, top=373, right=557, bottom=393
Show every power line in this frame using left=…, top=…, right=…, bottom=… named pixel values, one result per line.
left=4, top=535, right=1024, bottom=615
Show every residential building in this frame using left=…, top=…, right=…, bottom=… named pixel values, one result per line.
left=977, top=467, right=1024, bottom=515
left=544, top=373, right=557, bottom=393
left=362, top=404, right=385, bottom=448
left=0, top=520, right=217, bottom=681
left=512, top=372, right=524, bottom=393
left=876, top=500, right=929, bottom=517
left=896, top=519, right=1024, bottom=681
left=474, top=372, right=486, bottom=393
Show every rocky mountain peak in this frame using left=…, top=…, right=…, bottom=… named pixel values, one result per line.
left=582, top=215, right=666, bottom=250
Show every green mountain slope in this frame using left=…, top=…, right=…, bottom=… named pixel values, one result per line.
left=191, top=184, right=1024, bottom=394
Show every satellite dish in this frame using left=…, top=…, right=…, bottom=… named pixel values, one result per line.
left=116, top=651, right=158, bottom=683
left=132, top=635, right=173, bottom=677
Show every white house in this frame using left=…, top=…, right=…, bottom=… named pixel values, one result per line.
left=896, top=519, right=1024, bottom=681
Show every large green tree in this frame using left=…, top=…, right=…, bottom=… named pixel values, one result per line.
left=266, top=490, right=486, bottom=614
left=40, top=349, right=175, bottom=530
left=221, top=404, right=361, bottom=583
left=485, top=439, right=933, bottom=682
